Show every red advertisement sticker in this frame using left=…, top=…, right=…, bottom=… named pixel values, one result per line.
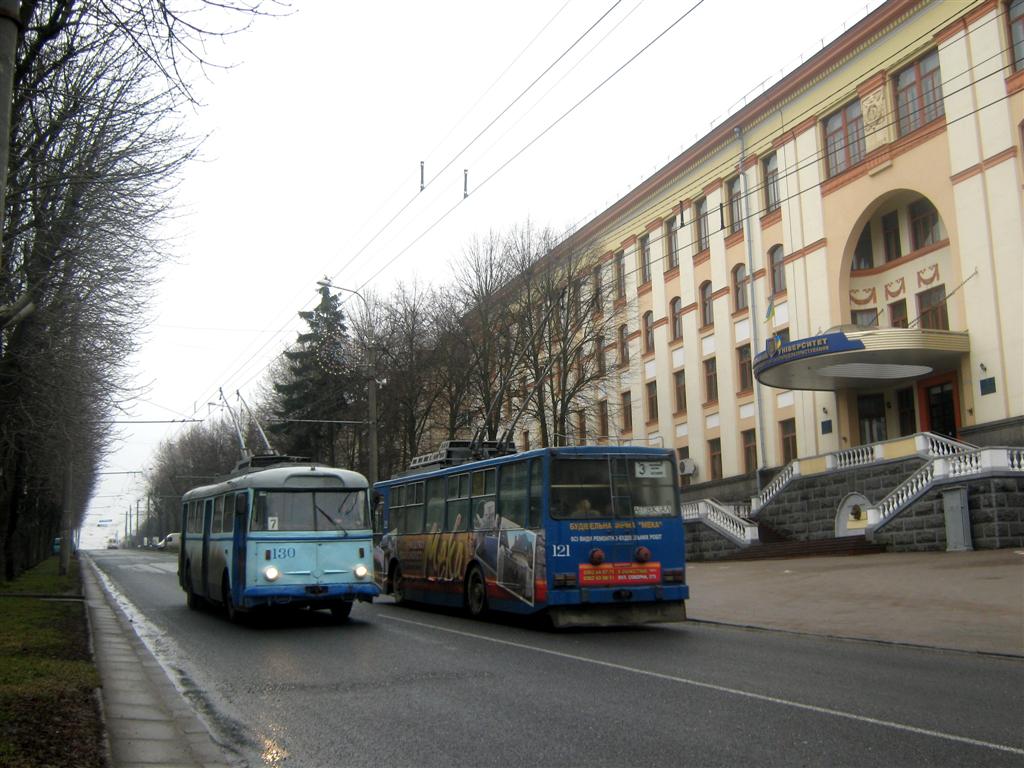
left=578, top=562, right=661, bottom=586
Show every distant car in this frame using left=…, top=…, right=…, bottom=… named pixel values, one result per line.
left=159, top=532, right=181, bottom=551
left=107, top=541, right=118, bottom=549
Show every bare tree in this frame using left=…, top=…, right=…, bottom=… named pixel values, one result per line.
left=0, top=0, right=274, bottom=578
left=503, top=223, right=614, bottom=447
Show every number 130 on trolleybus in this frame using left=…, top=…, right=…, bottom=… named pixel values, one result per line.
left=372, top=443, right=688, bottom=628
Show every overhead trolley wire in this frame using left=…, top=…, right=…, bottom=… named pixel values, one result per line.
left=179, top=1, right=996, bottom=437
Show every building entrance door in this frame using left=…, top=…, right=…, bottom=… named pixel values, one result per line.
left=857, top=393, right=887, bottom=444
left=917, top=373, right=959, bottom=439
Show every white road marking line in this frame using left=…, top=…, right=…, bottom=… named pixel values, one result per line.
left=381, top=614, right=1024, bottom=756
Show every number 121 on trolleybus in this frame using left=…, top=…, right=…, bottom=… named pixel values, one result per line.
left=372, top=444, right=688, bottom=628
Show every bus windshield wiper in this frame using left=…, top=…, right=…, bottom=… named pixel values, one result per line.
left=315, top=501, right=348, bottom=537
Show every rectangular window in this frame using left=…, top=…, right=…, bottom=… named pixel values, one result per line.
left=592, top=264, right=603, bottom=313
left=621, top=391, right=633, bottom=433
left=614, top=250, right=625, bottom=298
left=825, top=100, right=865, bottom=177
left=742, top=429, right=757, bottom=474
left=646, top=381, right=658, bottom=422
left=695, top=198, right=709, bottom=252
left=674, top=369, right=687, bottom=414
left=851, top=309, right=879, bottom=327
left=780, top=418, right=797, bottom=463
left=665, top=216, right=679, bottom=269
left=595, top=334, right=606, bottom=375
left=909, top=198, right=940, bottom=250
left=703, top=357, right=718, bottom=404
left=896, top=387, right=916, bottom=436
left=896, top=50, right=944, bottom=136
left=737, top=346, right=753, bottom=392
left=446, top=475, right=469, bottom=532
left=917, top=285, right=948, bottom=330
left=882, top=211, right=902, bottom=262
left=889, top=299, right=908, bottom=328
left=576, top=411, right=587, bottom=445
left=852, top=224, right=873, bottom=270
left=498, top=461, right=528, bottom=528
left=763, top=153, right=780, bottom=213
left=708, top=438, right=723, bottom=480
left=727, top=176, right=743, bottom=234
left=1013, top=0, right=1024, bottom=71
left=598, top=399, right=609, bottom=440
left=639, top=234, right=651, bottom=284
left=424, top=477, right=445, bottom=533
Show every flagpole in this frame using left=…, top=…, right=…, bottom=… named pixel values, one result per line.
left=737, top=126, right=767, bottom=491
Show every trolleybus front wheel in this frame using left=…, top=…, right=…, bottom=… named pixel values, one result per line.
left=222, top=575, right=240, bottom=623
left=330, top=602, right=353, bottom=621
left=391, top=563, right=406, bottom=605
left=185, top=566, right=201, bottom=611
left=465, top=565, right=488, bottom=619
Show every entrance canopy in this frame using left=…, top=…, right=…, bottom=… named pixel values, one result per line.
left=753, top=328, right=970, bottom=391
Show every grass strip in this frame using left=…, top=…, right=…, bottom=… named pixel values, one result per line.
left=0, top=557, right=106, bottom=768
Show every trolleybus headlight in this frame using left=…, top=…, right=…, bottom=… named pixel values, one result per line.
left=634, top=546, right=652, bottom=563
left=264, top=566, right=280, bottom=582
left=589, top=548, right=605, bottom=566
left=353, top=564, right=368, bottom=579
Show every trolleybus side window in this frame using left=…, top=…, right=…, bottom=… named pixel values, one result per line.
left=400, top=482, right=424, bottom=534
left=529, top=460, right=543, bottom=527
left=213, top=495, right=224, bottom=533
left=425, top=478, right=445, bottom=533
left=498, top=460, right=528, bottom=528
left=446, top=474, right=469, bottom=532
left=222, top=493, right=235, bottom=534
left=472, top=468, right=496, bottom=530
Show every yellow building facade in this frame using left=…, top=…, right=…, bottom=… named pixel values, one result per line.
left=536, top=0, right=1023, bottom=487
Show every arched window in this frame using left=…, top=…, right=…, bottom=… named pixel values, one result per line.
left=769, top=246, right=786, bottom=295
left=670, top=297, right=683, bottom=340
left=618, top=324, right=629, bottom=366
left=642, top=311, right=654, bottom=353
left=732, top=264, right=748, bottom=311
left=699, top=281, right=714, bottom=327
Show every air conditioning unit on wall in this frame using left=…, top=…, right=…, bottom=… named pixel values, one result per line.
left=679, top=458, right=697, bottom=476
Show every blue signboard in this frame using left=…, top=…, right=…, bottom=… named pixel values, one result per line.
left=754, top=331, right=865, bottom=374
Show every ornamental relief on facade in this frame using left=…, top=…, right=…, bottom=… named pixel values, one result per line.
left=861, top=87, right=891, bottom=153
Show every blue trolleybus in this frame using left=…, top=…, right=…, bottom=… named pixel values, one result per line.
left=373, top=443, right=688, bottom=627
left=178, top=457, right=379, bottom=621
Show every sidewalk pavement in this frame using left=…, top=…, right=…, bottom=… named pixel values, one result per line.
left=82, top=555, right=234, bottom=768
left=685, top=548, right=1024, bottom=657
left=81, top=549, right=1023, bottom=767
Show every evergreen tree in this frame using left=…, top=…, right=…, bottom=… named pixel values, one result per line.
left=271, top=285, right=354, bottom=463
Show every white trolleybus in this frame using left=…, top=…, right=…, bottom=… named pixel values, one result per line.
left=178, top=455, right=379, bottom=622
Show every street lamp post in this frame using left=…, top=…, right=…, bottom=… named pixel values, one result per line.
left=317, top=279, right=378, bottom=487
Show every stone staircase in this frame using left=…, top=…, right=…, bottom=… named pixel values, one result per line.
left=720, top=535, right=887, bottom=561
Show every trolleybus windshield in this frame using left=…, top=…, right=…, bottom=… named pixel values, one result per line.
left=549, top=458, right=676, bottom=519
left=250, top=489, right=369, bottom=532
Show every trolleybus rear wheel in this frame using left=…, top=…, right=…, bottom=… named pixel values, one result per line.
left=330, top=602, right=353, bottom=621
left=391, top=564, right=405, bottom=605
left=466, top=565, right=488, bottom=618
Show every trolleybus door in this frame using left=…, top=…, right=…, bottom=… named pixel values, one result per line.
left=201, top=498, right=213, bottom=596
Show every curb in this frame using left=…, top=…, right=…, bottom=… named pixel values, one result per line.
left=82, top=554, right=235, bottom=768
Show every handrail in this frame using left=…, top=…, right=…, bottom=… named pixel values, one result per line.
left=750, top=432, right=975, bottom=515
left=681, top=499, right=759, bottom=547
left=867, top=446, right=1024, bottom=531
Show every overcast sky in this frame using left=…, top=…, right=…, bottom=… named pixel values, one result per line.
left=82, top=0, right=883, bottom=547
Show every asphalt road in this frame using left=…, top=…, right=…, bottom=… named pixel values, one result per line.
left=89, top=549, right=1024, bottom=768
